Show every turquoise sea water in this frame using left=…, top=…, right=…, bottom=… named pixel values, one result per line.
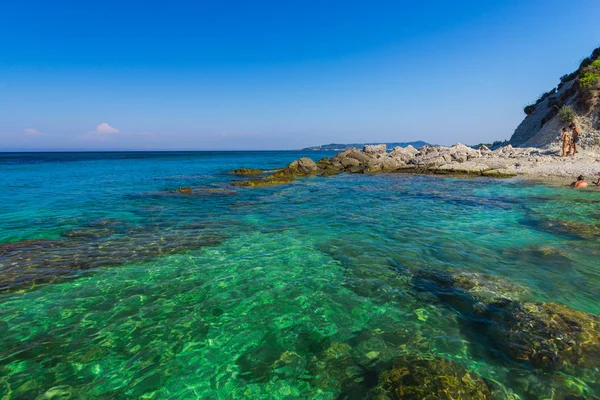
left=0, top=151, right=599, bottom=399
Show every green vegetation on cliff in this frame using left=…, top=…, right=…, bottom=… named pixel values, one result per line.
left=523, top=46, right=600, bottom=116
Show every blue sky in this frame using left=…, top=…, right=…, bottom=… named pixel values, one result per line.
left=1, top=0, right=599, bottom=150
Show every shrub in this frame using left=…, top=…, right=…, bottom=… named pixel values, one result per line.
left=524, top=104, right=536, bottom=115
left=580, top=57, right=593, bottom=69
left=558, top=105, right=575, bottom=124
left=580, top=72, right=600, bottom=88
left=560, top=71, right=578, bottom=83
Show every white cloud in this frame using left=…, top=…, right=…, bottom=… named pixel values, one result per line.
left=93, top=123, right=120, bottom=134
left=24, top=128, right=43, bottom=135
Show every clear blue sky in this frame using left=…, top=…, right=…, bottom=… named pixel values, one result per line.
left=1, top=0, right=599, bottom=150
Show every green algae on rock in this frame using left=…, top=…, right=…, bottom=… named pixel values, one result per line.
left=230, top=168, right=265, bottom=175
left=234, top=157, right=319, bottom=187
left=372, top=356, right=493, bottom=399
left=176, top=186, right=193, bottom=194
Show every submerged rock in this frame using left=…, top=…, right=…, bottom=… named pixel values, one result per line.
left=413, top=269, right=600, bottom=373
left=230, top=168, right=264, bottom=175
left=372, top=356, right=492, bottom=399
left=0, top=239, right=56, bottom=255
left=236, top=345, right=284, bottom=383
left=530, top=217, right=600, bottom=240
left=0, top=224, right=226, bottom=293
left=61, top=227, right=116, bottom=239
left=176, top=186, right=193, bottom=194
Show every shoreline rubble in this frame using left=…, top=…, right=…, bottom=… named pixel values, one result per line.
left=232, top=143, right=600, bottom=187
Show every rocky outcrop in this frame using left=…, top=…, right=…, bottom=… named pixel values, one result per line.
left=233, top=157, right=320, bottom=187
left=234, top=141, right=600, bottom=187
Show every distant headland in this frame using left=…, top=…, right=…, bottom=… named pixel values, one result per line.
left=302, top=141, right=430, bottom=152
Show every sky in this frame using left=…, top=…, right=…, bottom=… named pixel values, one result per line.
left=1, top=0, right=599, bottom=151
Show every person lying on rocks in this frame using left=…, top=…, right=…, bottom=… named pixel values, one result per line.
left=559, top=127, right=571, bottom=157
left=571, top=175, right=588, bottom=188
left=569, top=122, right=581, bottom=155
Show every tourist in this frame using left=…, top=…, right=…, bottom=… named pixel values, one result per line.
left=559, top=127, right=571, bottom=157
left=569, top=122, right=581, bottom=155
left=571, top=175, right=588, bottom=188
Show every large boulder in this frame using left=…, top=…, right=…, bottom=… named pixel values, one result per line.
left=345, top=149, right=373, bottom=164
left=363, top=144, right=387, bottom=155
left=286, top=157, right=319, bottom=174
left=388, top=146, right=417, bottom=165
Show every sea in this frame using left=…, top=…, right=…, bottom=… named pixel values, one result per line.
left=0, top=151, right=599, bottom=399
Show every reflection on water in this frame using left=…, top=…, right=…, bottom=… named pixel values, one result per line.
left=0, top=151, right=599, bottom=399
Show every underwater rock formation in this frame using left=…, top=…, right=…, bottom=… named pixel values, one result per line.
left=230, top=168, right=264, bottom=175
left=412, top=269, right=600, bottom=373
left=0, top=223, right=226, bottom=292
left=372, top=356, right=492, bottom=399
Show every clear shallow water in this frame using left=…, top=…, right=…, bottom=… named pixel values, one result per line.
left=0, top=151, right=599, bottom=399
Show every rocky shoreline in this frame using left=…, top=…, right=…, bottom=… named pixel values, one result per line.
left=232, top=143, right=600, bottom=187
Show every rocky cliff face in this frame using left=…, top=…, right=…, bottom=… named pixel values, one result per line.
left=510, top=47, right=600, bottom=149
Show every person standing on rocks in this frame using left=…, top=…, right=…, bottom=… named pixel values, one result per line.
left=569, top=122, right=581, bottom=155
left=559, top=127, right=571, bottom=157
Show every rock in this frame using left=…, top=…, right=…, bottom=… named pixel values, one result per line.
left=236, top=345, right=283, bottom=382
left=230, top=141, right=596, bottom=185
left=532, top=218, right=600, bottom=240
left=0, top=239, right=57, bottom=256
left=234, top=157, right=320, bottom=187
left=495, top=301, right=600, bottom=372
left=232, top=177, right=294, bottom=188
left=61, top=227, right=115, bottom=239
left=0, top=225, right=226, bottom=293
left=412, top=269, right=600, bottom=373
left=230, top=168, right=264, bottom=175
left=388, top=146, right=417, bottom=162
left=381, top=158, right=406, bottom=171
left=363, top=144, right=387, bottom=154
left=286, top=157, right=319, bottom=174
left=372, top=356, right=492, bottom=399
left=345, top=149, right=373, bottom=164
left=340, top=157, right=361, bottom=168
left=348, top=165, right=366, bottom=173
left=176, top=187, right=193, bottom=194
left=479, top=145, right=492, bottom=153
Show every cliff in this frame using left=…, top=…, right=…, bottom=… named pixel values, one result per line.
left=510, top=46, right=600, bottom=149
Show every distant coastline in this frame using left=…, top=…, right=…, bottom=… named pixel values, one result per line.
left=302, top=141, right=430, bottom=151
